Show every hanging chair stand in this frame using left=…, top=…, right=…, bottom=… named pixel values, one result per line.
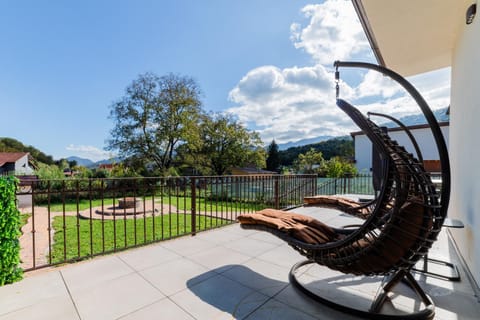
left=239, top=61, right=451, bottom=320
left=289, top=260, right=435, bottom=320
left=291, top=60, right=450, bottom=319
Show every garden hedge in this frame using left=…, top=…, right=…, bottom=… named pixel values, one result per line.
left=0, top=176, right=23, bottom=285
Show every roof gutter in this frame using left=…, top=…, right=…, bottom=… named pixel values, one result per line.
left=351, top=0, right=386, bottom=67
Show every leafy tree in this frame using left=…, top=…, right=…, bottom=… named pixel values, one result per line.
left=106, top=163, right=137, bottom=178
left=323, top=156, right=357, bottom=178
left=293, top=148, right=325, bottom=174
left=279, top=137, right=354, bottom=166
left=266, top=139, right=280, bottom=172
left=54, top=159, right=69, bottom=170
left=180, top=113, right=266, bottom=175
left=35, top=163, right=64, bottom=180
left=0, top=137, right=54, bottom=165
left=91, top=169, right=109, bottom=178
left=74, top=166, right=93, bottom=178
left=107, top=73, right=203, bottom=175
left=68, top=160, right=77, bottom=168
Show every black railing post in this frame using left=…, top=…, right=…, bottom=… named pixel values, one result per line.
left=191, top=177, right=196, bottom=236
left=274, top=176, right=279, bottom=209
left=348, top=174, right=353, bottom=193
left=31, top=180, right=36, bottom=270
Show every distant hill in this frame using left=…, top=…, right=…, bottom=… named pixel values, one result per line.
left=380, top=107, right=449, bottom=128
left=276, top=107, right=449, bottom=166
left=278, top=136, right=353, bottom=167
left=65, top=156, right=122, bottom=168
left=278, top=135, right=333, bottom=150
left=0, top=137, right=55, bottom=165
left=66, top=156, right=95, bottom=167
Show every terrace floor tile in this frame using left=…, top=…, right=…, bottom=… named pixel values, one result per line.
left=2, top=204, right=479, bottom=320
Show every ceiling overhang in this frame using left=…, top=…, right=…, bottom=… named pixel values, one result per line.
left=352, top=0, right=471, bottom=76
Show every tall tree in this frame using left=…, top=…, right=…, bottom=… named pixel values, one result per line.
left=107, top=73, right=203, bottom=174
left=180, top=113, right=265, bottom=175
left=323, top=156, right=358, bottom=178
left=293, top=148, right=325, bottom=174
left=266, top=139, right=280, bottom=172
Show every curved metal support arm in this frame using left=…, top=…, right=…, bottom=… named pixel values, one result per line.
left=333, top=61, right=450, bottom=215
left=367, top=111, right=424, bottom=163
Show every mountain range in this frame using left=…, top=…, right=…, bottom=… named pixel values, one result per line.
left=277, top=107, right=449, bottom=150
left=66, top=156, right=119, bottom=168
left=380, top=107, right=449, bottom=128
left=277, top=135, right=333, bottom=150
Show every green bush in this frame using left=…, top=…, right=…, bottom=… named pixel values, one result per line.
left=0, top=176, right=23, bottom=285
left=323, top=157, right=358, bottom=178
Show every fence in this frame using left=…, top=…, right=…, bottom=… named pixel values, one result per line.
left=16, top=174, right=316, bottom=271
left=316, top=174, right=375, bottom=196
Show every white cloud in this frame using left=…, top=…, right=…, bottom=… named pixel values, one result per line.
left=66, top=144, right=113, bottom=162
left=227, top=64, right=358, bottom=143
left=407, top=67, right=451, bottom=110
left=228, top=0, right=451, bottom=146
left=290, top=1, right=371, bottom=65
left=351, top=67, right=451, bottom=120
left=349, top=69, right=445, bottom=121
left=356, top=70, right=402, bottom=99
left=227, top=0, right=368, bottom=143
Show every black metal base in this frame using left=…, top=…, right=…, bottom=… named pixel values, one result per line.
left=289, top=260, right=435, bottom=320
left=413, top=256, right=461, bottom=282
left=410, top=218, right=463, bottom=282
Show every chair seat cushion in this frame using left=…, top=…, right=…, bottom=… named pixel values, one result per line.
left=304, top=195, right=371, bottom=218
left=238, top=209, right=339, bottom=244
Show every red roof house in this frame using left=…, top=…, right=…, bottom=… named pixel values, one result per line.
left=0, top=152, right=34, bottom=175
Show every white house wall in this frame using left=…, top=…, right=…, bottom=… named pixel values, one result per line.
left=450, top=13, right=480, bottom=285
left=15, top=155, right=34, bottom=175
left=353, top=135, right=372, bottom=173
left=353, top=126, right=449, bottom=172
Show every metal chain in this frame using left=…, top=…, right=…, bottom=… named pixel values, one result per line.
left=335, top=66, right=340, bottom=99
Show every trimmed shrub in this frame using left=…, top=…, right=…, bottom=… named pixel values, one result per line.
left=0, top=176, right=23, bottom=285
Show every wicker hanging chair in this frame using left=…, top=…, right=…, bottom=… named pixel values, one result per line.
left=238, top=62, right=450, bottom=320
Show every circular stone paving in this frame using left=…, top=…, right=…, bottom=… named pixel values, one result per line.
left=77, top=200, right=172, bottom=220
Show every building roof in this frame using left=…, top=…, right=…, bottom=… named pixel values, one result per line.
left=352, top=0, right=470, bottom=76
left=98, top=163, right=114, bottom=169
left=0, top=152, right=29, bottom=167
left=350, top=121, right=449, bottom=137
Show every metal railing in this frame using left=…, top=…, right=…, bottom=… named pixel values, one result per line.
left=17, top=174, right=316, bottom=271
left=316, top=174, right=375, bottom=196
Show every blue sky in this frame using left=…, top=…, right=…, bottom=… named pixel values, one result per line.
left=0, top=0, right=450, bottom=161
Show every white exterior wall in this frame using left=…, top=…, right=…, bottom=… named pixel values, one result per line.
left=15, top=155, right=34, bottom=175
left=449, top=15, right=480, bottom=284
left=353, top=135, right=372, bottom=173
left=353, top=126, right=449, bottom=172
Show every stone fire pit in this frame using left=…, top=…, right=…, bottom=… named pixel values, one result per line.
left=118, top=197, right=140, bottom=209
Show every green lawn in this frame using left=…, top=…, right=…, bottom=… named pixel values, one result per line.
left=50, top=213, right=231, bottom=264
left=44, top=195, right=266, bottom=214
